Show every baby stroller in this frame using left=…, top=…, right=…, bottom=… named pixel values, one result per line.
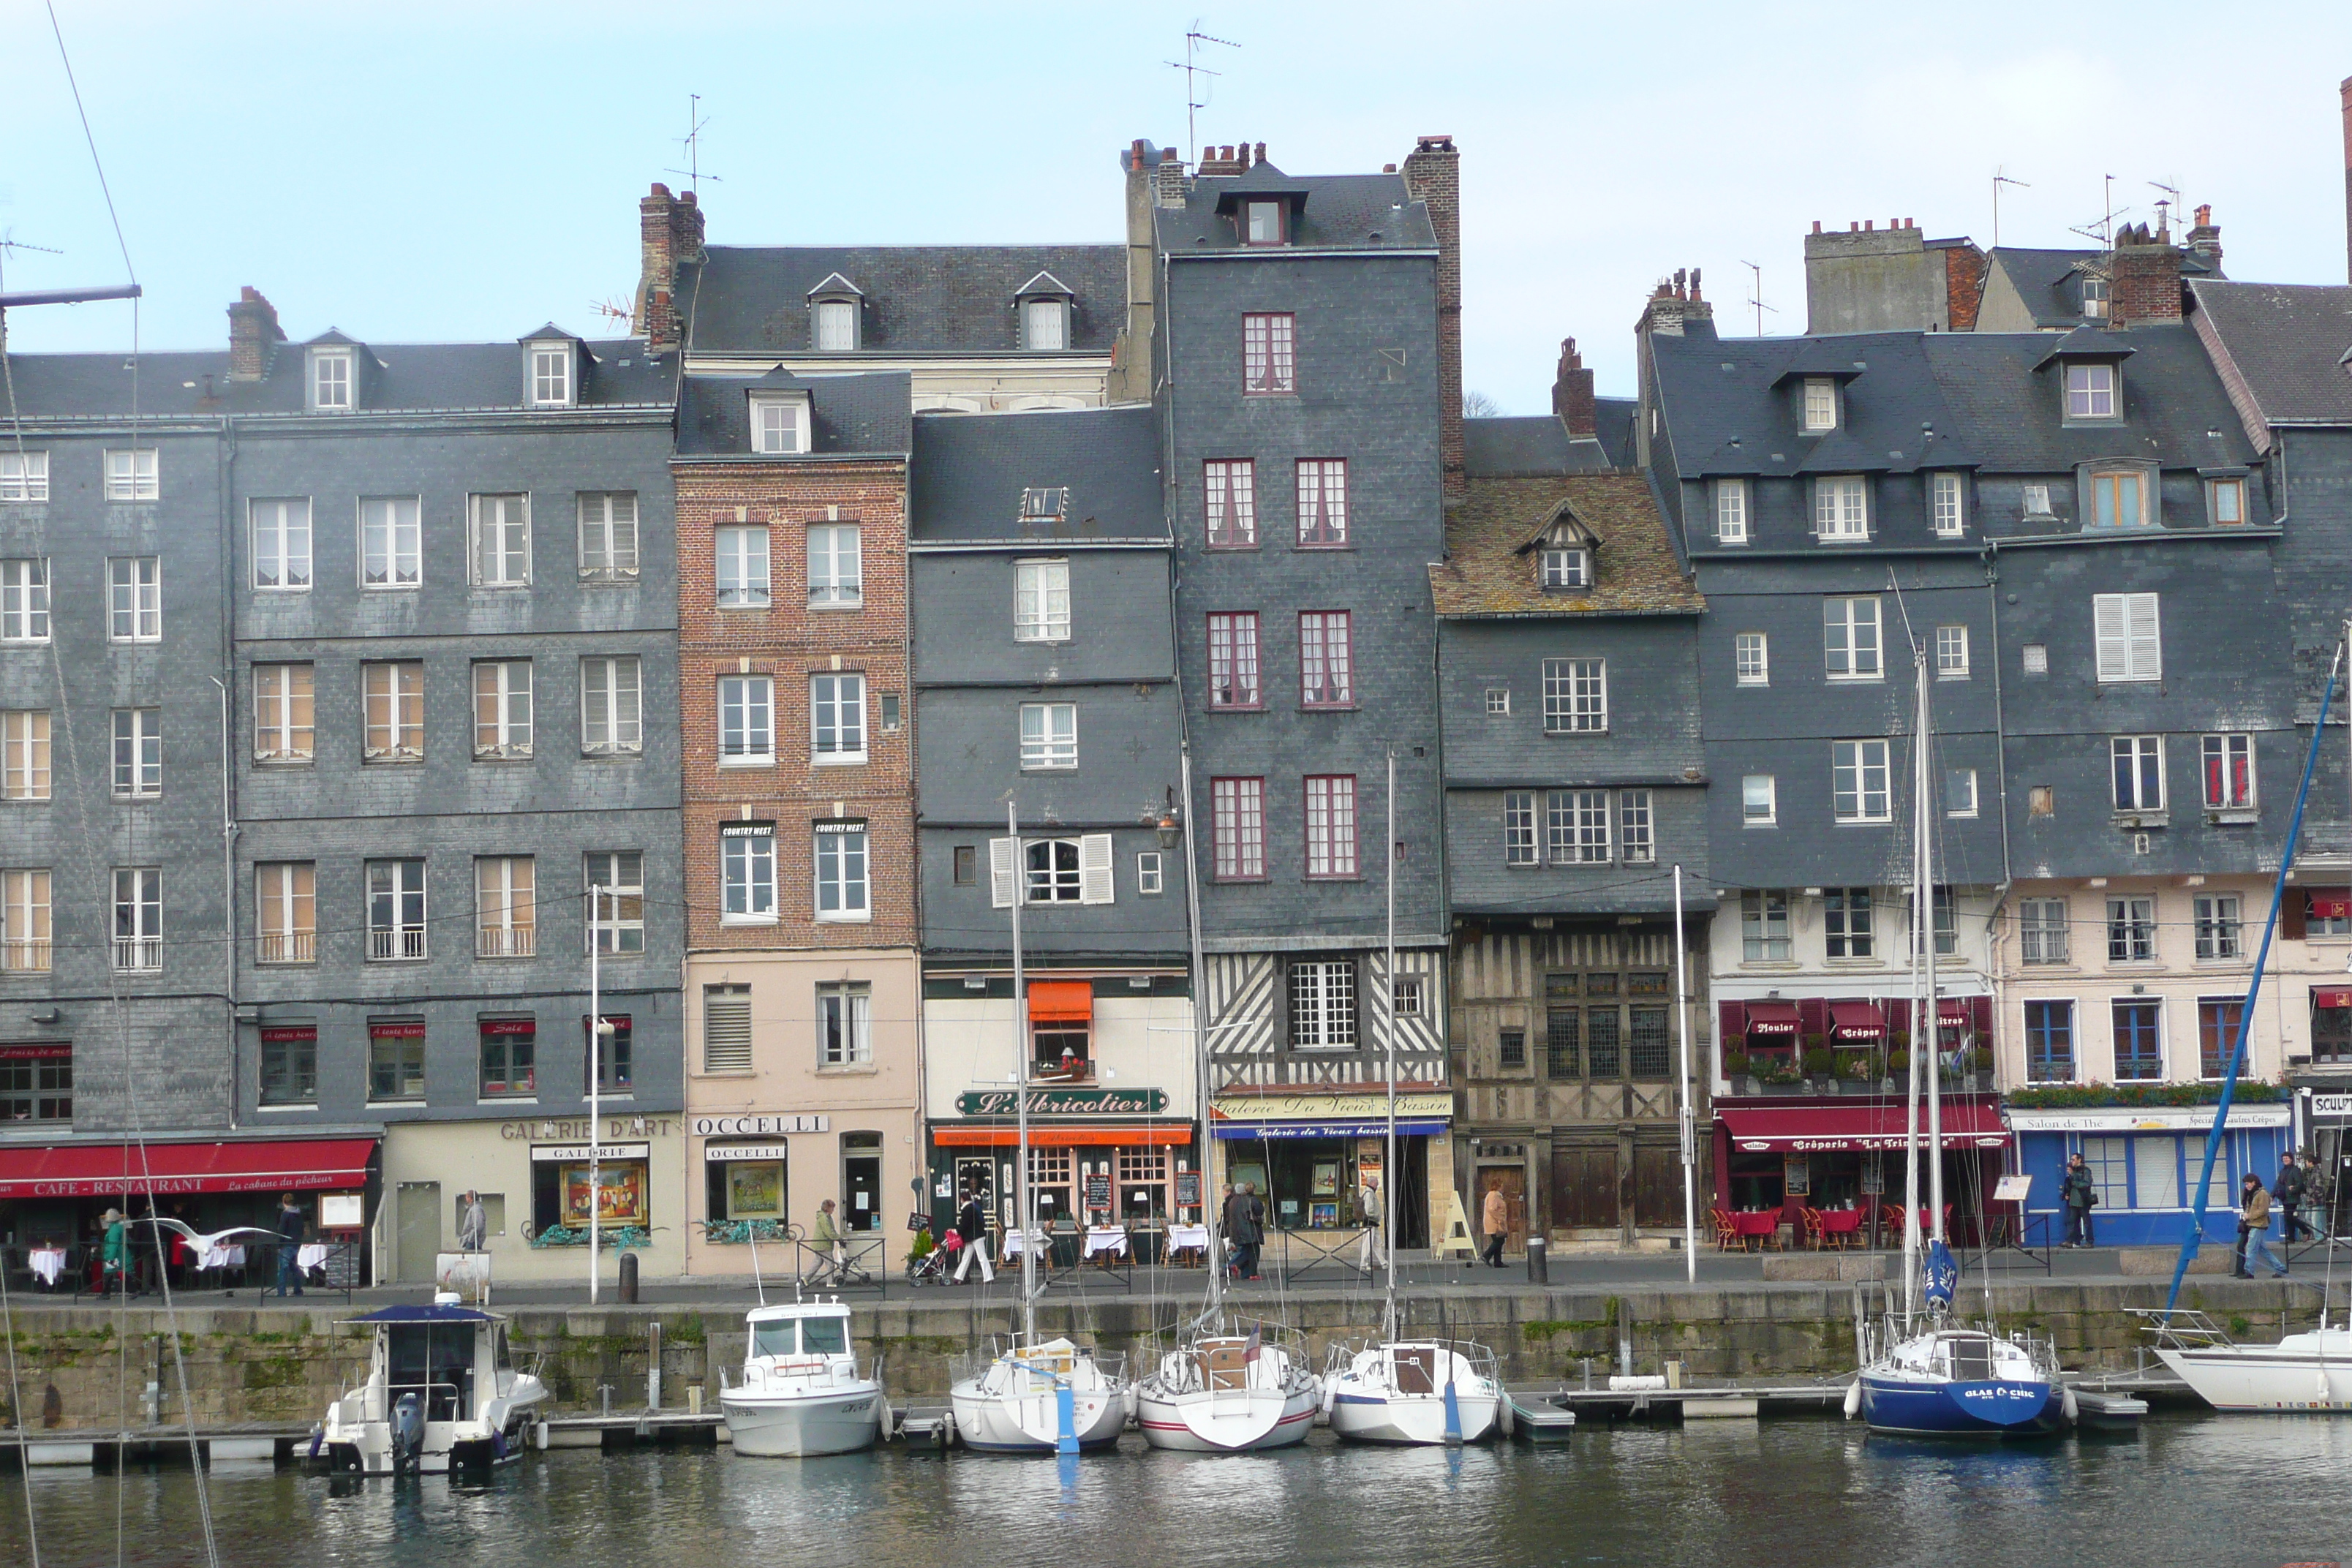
left=906, top=1225, right=954, bottom=1286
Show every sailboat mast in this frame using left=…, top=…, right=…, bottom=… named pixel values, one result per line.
left=1921, top=650, right=1944, bottom=1242
left=1900, top=649, right=1925, bottom=1323
left=1382, top=750, right=1399, bottom=1341
left=1180, top=744, right=1223, bottom=1316
left=1008, top=803, right=1036, bottom=1346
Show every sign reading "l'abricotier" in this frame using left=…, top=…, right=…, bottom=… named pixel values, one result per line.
left=954, top=1088, right=1169, bottom=1117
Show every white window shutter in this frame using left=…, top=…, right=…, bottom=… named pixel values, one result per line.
left=2126, top=593, right=2160, bottom=680
left=2092, top=595, right=2127, bottom=682
left=1079, top=834, right=1115, bottom=905
left=988, top=837, right=1017, bottom=908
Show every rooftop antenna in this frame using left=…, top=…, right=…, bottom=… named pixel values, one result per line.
left=2149, top=179, right=2181, bottom=235
left=1740, top=260, right=1776, bottom=338
left=1164, top=23, right=1237, bottom=165
left=1991, top=168, right=2029, bottom=249
left=664, top=93, right=722, bottom=195
left=2068, top=176, right=2130, bottom=249
left=590, top=296, right=635, bottom=334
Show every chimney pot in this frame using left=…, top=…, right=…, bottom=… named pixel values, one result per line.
left=1812, top=220, right=1823, bottom=233
left=1383, top=163, right=1397, bottom=173
left=225, top=287, right=283, bottom=382
left=1253, top=141, right=1264, bottom=165
left=1865, top=219, right=1874, bottom=230
left=1850, top=221, right=1858, bottom=232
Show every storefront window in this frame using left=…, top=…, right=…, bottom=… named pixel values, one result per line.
left=1022, top=1146, right=1074, bottom=1226
left=1116, top=1145, right=1170, bottom=1224
left=544, top=1161, right=649, bottom=1231
left=2315, top=992, right=2352, bottom=1064
left=1264, top=1140, right=1360, bottom=1230
left=2080, top=1136, right=2130, bottom=1207
left=706, top=1155, right=786, bottom=1222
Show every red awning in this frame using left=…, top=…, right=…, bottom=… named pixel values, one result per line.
left=1028, top=981, right=1095, bottom=1022
left=0, top=1137, right=377, bottom=1198
left=1718, top=1102, right=2008, bottom=1154
left=1826, top=1002, right=1885, bottom=1041
left=2317, top=987, right=2352, bottom=1010
left=1742, top=1001, right=1802, bottom=1039
left=930, top=1126, right=1189, bottom=1148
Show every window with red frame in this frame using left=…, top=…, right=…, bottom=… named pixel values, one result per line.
left=1205, top=459, right=1256, bottom=548
left=1297, top=460, right=1348, bottom=547
left=2201, top=733, right=2253, bottom=810
left=1304, top=774, right=1358, bottom=878
left=1299, top=611, right=1353, bottom=706
left=1211, top=777, right=1265, bottom=879
left=1243, top=313, right=1295, bottom=395
left=1207, top=613, right=1262, bottom=709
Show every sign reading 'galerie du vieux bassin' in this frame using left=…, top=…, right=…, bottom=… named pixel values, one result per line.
left=954, top=1088, right=1171, bottom=1117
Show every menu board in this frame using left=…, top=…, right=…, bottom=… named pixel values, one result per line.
left=1084, top=1172, right=1112, bottom=1212
left=1175, top=1171, right=1202, bottom=1207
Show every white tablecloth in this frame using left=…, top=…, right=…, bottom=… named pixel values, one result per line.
left=1166, top=1224, right=1212, bottom=1251
left=195, top=1243, right=246, bottom=1271
left=297, top=1243, right=329, bottom=1270
left=998, top=1228, right=1052, bottom=1259
left=1082, top=1227, right=1128, bottom=1259
left=29, top=1247, right=64, bottom=1285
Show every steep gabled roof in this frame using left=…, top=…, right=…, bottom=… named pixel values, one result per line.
left=1432, top=471, right=1701, bottom=619
left=2189, top=278, right=2352, bottom=428
left=909, top=404, right=1164, bottom=542
left=684, top=244, right=1124, bottom=358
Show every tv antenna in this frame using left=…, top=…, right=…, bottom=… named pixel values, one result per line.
left=1740, top=260, right=1776, bottom=338
left=2068, top=174, right=2120, bottom=246
left=1164, top=23, right=1237, bottom=164
left=2148, top=179, right=2180, bottom=235
left=0, top=231, right=64, bottom=261
left=590, top=296, right=635, bottom=334
left=665, top=94, right=722, bottom=194
left=1991, top=168, right=2029, bottom=248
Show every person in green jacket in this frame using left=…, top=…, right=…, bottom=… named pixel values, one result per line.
left=99, top=1207, right=129, bottom=1294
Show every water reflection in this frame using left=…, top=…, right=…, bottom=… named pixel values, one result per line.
left=6, top=1417, right=2351, bottom=1568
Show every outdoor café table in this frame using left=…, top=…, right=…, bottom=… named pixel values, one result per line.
left=1166, top=1224, right=1211, bottom=1266
left=998, top=1228, right=1052, bottom=1262
left=1732, top=1211, right=1779, bottom=1245
left=1819, top=1209, right=1864, bottom=1245
left=297, top=1243, right=331, bottom=1271
left=195, top=1241, right=246, bottom=1275
left=29, top=1246, right=65, bottom=1286
left=1083, top=1227, right=1129, bottom=1262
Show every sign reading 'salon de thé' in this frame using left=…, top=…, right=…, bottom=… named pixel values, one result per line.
left=954, top=1087, right=1169, bottom=1117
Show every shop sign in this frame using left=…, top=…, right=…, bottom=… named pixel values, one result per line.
left=500, top=1117, right=674, bottom=1142
left=2307, top=1093, right=2352, bottom=1120
left=690, top=1115, right=829, bottom=1137
left=1213, top=1093, right=1452, bottom=1122
left=529, top=1142, right=652, bottom=1164
left=2005, top=1107, right=2291, bottom=1132
left=704, top=1143, right=791, bottom=1163
left=255, top=1027, right=315, bottom=1046
left=956, top=1087, right=1169, bottom=1117
left=0, top=1043, right=70, bottom=1060
left=2314, top=990, right=2352, bottom=1011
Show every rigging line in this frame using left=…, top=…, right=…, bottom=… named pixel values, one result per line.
left=43, top=0, right=137, bottom=288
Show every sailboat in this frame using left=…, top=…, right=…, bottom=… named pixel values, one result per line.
left=2139, top=638, right=2351, bottom=1412
left=1134, top=745, right=1323, bottom=1452
left=948, top=803, right=1132, bottom=1455
left=1324, top=754, right=1503, bottom=1446
left=1852, top=636, right=2065, bottom=1439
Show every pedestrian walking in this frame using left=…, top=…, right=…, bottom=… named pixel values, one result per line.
left=2303, top=1151, right=2334, bottom=1242
left=951, top=1187, right=995, bottom=1284
left=813, top=1199, right=845, bottom=1269
left=273, top=1194, right=307, bottom=1297
left=2277, top=1155, right=2314, bottom=1245
left=2235, top=1172, right=2288, bottom=1279
left=1355, top=1176, right=1383, bottom=1277
left=2059, top=1153, right=2097, bottom=1248
left=1226, top=1183, right=1264, bottom=1281
left=99, top=1207, right=129, bottom=1296
left=457, top=1190, right=489, bottom=1253
left=1481, top=1184, right=1509, bottom=1269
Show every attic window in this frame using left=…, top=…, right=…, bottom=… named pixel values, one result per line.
left=311, top=350, right=353, bottom=412
left=750, top=396, right=808, bottom=456
left=814, top=300, right=858, bottom=353
left=1245, top=200, right=1286, bottom=245
left=1801, top=378, right=1837, bottom=432
left=1540, top=547, right=1591, bottom=589
left=2081, top=277, right=2110, bottom=320
left=2065, top=363, right=2117, bottom=421
left=1020, top=487, right=1068, bottom=523
left=1022, top=299, right=1068, bottom=352
left=529, top=345, right=573, bottom=407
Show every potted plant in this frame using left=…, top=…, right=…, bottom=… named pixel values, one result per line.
left=1754, top=1056, right=1804, bottom=1093
left=1722, top=1047, right=1752, bottom=1090
left=1836, top=1051, right=1873, bottom=1091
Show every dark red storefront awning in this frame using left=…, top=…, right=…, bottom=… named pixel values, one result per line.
left=1742, top=1001, right=1803, bottom=1039
left=0, top=1137, right=377, bottom=1198
left=1719, top=1102, right=2008, bottom=1154
left=1826, top=1002, right=1885, bottom=1041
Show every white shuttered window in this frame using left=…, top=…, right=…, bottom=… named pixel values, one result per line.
left=2093, top=592, right=2161, bottom=683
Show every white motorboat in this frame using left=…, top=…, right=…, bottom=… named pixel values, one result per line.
left=316, top=1297, right=546, bottom=1474
left=720, top=1298, right=886, bottom=1457
left=2140, top=1308, right=2352, bottom=1412
left=949, top=1336, right=1131, bottom=1453
left=1136, top=1328, right=1320, bottom=1452
left=1324, top=1339, right=1502, bottom=1445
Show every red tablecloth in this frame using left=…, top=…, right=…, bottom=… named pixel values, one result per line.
left=1732, top=1211, right=1779, bottom=1238
left=1819, top=1210, right=1863, bottom=1236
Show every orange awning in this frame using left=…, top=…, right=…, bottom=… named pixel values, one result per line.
left=931, top=1126, right=1190, bottom=1147
left=1027, top=981, right=1095, bottom=1022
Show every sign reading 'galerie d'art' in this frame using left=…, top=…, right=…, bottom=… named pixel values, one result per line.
left=954, top=1088, right=1170, bottom=1116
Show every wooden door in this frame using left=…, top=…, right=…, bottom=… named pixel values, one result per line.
left=1480, top=1167, right=1527, bottom=1248
left=396, top=1181, right=440, bottom=1284
left=1549, top=1147, right=1616, bottom=1229
left=1632, top=1145, right=1682, bottom=1228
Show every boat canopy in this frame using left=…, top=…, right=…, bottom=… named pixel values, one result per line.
left=342, top=1305, right=498, bottom=1324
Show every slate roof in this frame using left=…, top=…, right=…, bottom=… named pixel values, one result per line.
left=0, top=339, right=674, bottom=419
left=909, top=404, right=1164, bottom=542
left=1982, top=245, right=2220, bottom=329
left=1463, top=416, right=1617, bottom=477
left=680, top=245, right=1125, bottom=358
left=674, top=369, right=911, bottom=457
left=1156, top=170, right=1438, bottom=253
left=2189, top=279, right=2352, bottom=426
left=1650, top=323, right=2250, bottom=479
left=1431, top=470, right=1702, bottom=619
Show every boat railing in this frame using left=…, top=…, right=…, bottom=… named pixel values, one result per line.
left=2129, top=1307, right=2237, bottom=1349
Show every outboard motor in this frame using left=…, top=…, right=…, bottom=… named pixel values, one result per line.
left=391, top=1390, right=425, bottom=1475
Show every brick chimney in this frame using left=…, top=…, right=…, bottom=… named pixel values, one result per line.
left=636, top=182, right=707, bottom=355
left=1154, top=146, right=1188, bottom=209
left=1636, top=269, right=1714, bottom=338
left=1196, top=143, right=1250, bottom=177
left=2106, top=222, right=2184, bottom=326
left=2186, top=203, right=2223, bottom=264
left=1553, top=338, right=1596, bottom=440
left=1940, top=241, right=1986, bottom=331
left=1401, top=135, right=1464, bottom=503
left=226, top=287, right=282, bottom=382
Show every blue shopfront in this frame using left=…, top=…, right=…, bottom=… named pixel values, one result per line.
left=1209, top=1092, right=1452, bottom=1251
left=2008, top=1105, right=2292, bottom=1246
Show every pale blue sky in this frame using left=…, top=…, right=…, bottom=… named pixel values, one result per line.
left=7, top=1, right=2352, bottom=411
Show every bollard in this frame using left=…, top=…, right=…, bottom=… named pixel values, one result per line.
left=647, top=1320, right=663, bottom=1410
left=1526, top=1235, right=1548, bottom=1285
left=619, top=1250, right=640, bottom=1304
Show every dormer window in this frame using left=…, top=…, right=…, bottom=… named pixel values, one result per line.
left=2065, top=363, right=2117, bottom=420
left=529, top=344, right=573, bottom=407
left=1019, top=487, right=1068, bottom=524
left=1245, top=200, right=1286, bottom=245
left=2081, top=276, right=2110, bottom=320
left=749, top=395, right=809, bottom=456
left=1539, top=547, right=1591, bottom=589
left=311, top=350, right=352, bottom=412
left=1802, top=378, right=1837, bottom=431
left=815, top=301, right=857, bottom=352
left=1022, top=299, right=1068, bottom=352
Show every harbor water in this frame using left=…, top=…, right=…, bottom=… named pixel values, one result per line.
left=7, top=1414, right=2350, bottom=1568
